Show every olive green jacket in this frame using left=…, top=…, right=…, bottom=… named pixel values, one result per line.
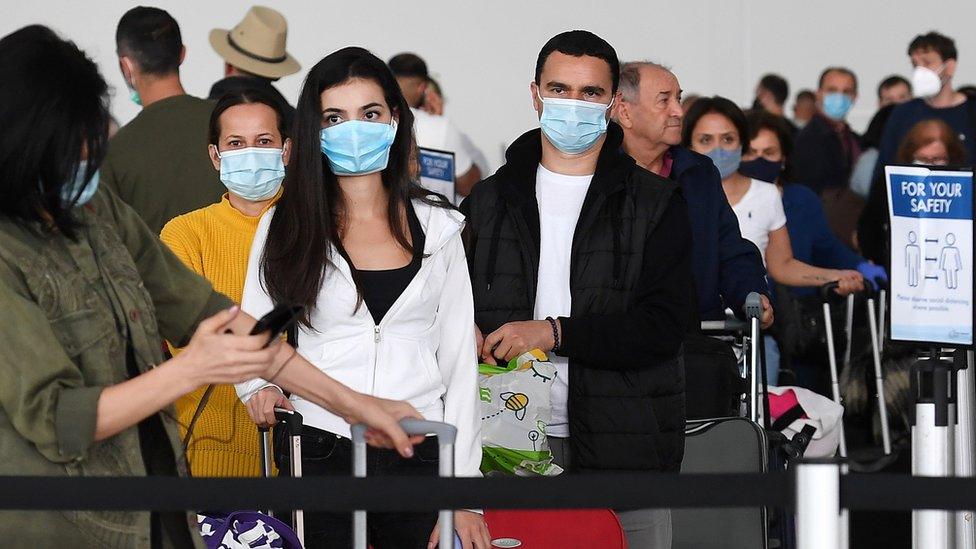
left=0, top=187, right=232, bottom=548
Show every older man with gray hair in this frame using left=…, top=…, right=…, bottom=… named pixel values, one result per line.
left=616, top=62, right=771, bottom=417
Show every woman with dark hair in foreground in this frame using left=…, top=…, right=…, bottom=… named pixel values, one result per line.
left=236, top=47, right=489, bottom=548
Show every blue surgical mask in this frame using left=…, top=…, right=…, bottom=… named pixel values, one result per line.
left=822, top=92, right=853, bottom=121
left=738, top=157, right=783, bottom=183
left=705, top=147, right=742, bottom=180
left=59, top=161, right=100, bottom=207
left=217, top=147, right=285, bottom=201
left=537, top=91, right=613, bottom=154
left=128, top=86, right=142, bottom=107
left=320, top=120, right=397, bottom=176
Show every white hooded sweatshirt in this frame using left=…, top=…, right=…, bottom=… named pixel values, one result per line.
left=236, top=199, right=482, bottom=477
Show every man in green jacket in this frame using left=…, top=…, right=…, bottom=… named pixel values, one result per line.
left=102, top=6, right=224, bottom=234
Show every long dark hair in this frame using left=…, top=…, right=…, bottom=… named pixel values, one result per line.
left=0, top=25, right=109, bottom=238
left=261, top=46, right=443, bottom=326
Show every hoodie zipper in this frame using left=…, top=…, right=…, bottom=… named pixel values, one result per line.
left=327, top=202, right=463, bottom=394
left=367, top=263, right=426, bottom=394
left=371, top=325, right=381, bottom=393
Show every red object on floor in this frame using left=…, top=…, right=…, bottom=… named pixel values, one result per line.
left=484, top=509, right=627, bottom=548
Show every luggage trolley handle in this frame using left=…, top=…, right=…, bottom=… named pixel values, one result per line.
left=860, top=277, right=889, bottom=349
left=861, top=283, right=893, bottom=456
left=700, top=318, right=749, bottom=334
left=818, top=280, right=841, bottom=302
left=743, top=292, right=765, bottom=425
left=258, top=408, right=305, bottom=475
left=257, top=408, right=304, bottom=545
left=819, top=281, right=849, bottom=458
left=350, top=420, right=457, bottom=549
left=821, top=281, right=892, bottom=456
left=699, top=292, right=763, bottom=335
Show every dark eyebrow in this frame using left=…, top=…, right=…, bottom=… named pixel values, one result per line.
left=224, top=134, right=245, bottom=140
left=322, top=107, right=344, bottom=114
left=361, top=102, right=382, bottom=111
left=545, top=81, right=569, bottom=89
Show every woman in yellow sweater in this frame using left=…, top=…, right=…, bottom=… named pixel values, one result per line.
left=161, top=88, right=292, bottom=476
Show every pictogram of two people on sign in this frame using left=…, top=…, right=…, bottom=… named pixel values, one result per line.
left=905, top=231, right=961, bottom=289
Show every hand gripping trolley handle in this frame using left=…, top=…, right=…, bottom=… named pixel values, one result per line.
left=350, top=420, right=457, bottom=549
left=259, top=408, right=305, bottom=546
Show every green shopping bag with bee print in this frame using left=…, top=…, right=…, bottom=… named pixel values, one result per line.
left=479, top=349, right=563, bottom=476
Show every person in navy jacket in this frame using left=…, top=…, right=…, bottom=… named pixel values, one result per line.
left=616, top=61, right=772, bottom=325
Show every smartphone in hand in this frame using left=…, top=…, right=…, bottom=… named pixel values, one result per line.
left=249, top=304, right=304, bottom=347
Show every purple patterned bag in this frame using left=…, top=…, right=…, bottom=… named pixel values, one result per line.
left=197, top=511, right=303, bottom=549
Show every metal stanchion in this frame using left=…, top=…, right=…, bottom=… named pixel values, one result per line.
left=912, top=353, right=956, bottom=549
left=796, top=460, right=841, bottom=549
left=956, top=350, right=976, bottom=549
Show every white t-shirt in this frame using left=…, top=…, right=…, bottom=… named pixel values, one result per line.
left=412, top=108, right=474, bottom=176
left=731, top=178, right=787, bottom=265
left=534, top=164, right=593, bottom=438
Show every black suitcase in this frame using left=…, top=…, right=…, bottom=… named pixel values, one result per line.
left=672, top=417, right=769, bottom=549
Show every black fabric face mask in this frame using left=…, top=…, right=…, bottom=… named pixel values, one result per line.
left=739, top=157, right=783, bottom=183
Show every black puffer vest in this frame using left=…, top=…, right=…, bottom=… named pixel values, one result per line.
left=461, top=124, right=687, bottom=472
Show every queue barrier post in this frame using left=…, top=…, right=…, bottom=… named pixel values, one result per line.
left=911, top=352, right=956, bottom=549
left=796, top=459, right=841, bottom=549
left=955, top=350, right=976, bottom=549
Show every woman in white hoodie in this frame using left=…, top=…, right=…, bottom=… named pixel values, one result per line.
left=235, top=47, right=487, bottom=548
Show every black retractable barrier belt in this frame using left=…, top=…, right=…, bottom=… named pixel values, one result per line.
left=0, top=473, right=793, bottom=512
left=841, top=474, right=976, bottom=511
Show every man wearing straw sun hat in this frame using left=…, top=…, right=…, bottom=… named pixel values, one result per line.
left=208, top=6, right=299, bottom=127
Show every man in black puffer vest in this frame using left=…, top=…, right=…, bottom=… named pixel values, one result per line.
left=460, top=31, right=693, bottom=548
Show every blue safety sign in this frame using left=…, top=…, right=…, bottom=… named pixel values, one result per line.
left=419, top=148, right=457, bottom=204
left=886, top=166, right=974, bottom=347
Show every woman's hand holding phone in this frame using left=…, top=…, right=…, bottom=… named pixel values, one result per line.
left=175, top=306, right=281, bottom=389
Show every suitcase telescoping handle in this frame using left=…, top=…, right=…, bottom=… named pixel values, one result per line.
left=350, top=420, right=457, bottom=549
left=699, top=318, right=748, bottom=334
left=743, top=292, right=764, bottom=424
left=258, top=408, right=305, bottom=477
left=818, top=281, right=849, bottom=458
left=257, top=408, right=305, bottom=546
left=699, top=293, right=764, bottom=335
left=857, top=281, right=893, bottom=456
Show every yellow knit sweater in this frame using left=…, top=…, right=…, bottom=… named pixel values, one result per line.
left=160, top=191, right=280, bottom=477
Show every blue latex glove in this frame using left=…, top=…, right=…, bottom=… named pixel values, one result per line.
left=857, top=261, right=888, bottom=289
